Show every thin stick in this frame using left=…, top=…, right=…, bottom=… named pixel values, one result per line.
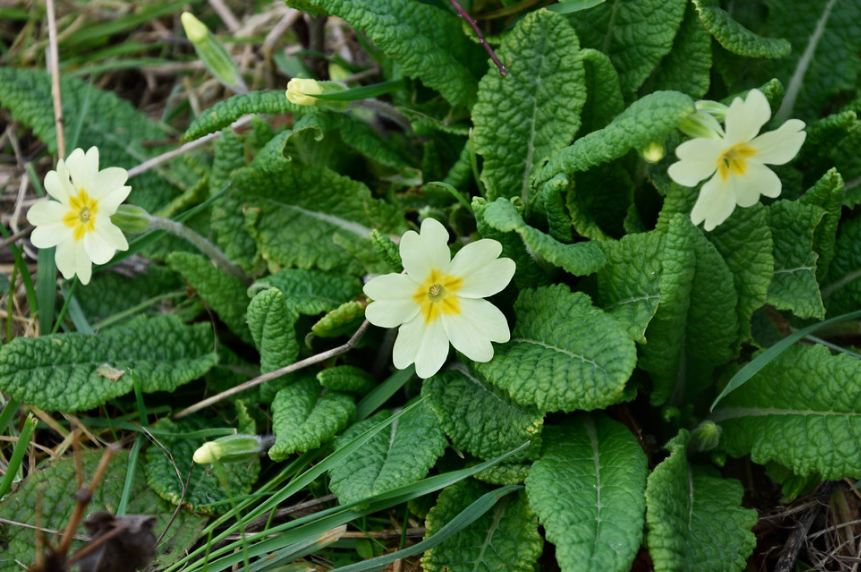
left=208, top=0, right=241, bottom=33
left=127, top=115, right=253, bottom=178
left=45, top=0, right=66, bottom=159
left=174, top=321, right=371, bottom=419
left=0, top=226, right=33, bottom=250
left=449, top=0, right=507, bottom=76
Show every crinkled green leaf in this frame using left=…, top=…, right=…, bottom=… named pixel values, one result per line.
left=475, top=285, right=637, bottom=412
left=641, top=215, right=737, bottom=405
left=289, top=0, right=482, bottom=106
left=474, top=463, right=532, bottom=486
left=311, top=301, right=365, bottom=338
left=481, top=198, right=607, bottom=276
left=570, top=0, right=687, bottom=97
left=167, top=252, right=251, bottom=342
left=539, top=183, right=575, bottom=242
left=824, top=214, right=861, bottom=315
left=800, top=168, right=845, bottom=281
left=184, top=90, right=301, bottom=141
left=246, top=288, right=299, bottom=373
left=645, top=431, right=756, bottom=572
left=535, top=91, right=694, bottom=190
left=766, top=0, right=861, bottom=121
left=328, top=401, right=446, bottom=505
left=766, top=200, right=826, bottom=320
left=0, top=67, right=189, bottom=211
left=248, top=267, right=361, bottom=316
left=708, top=204, right=774, bottom=342
left=596, top=231, right=663, bottom=343
left=235, top=161, right=403, bottom=274
left=692, top=0, right=790, bottom=58
left=269, top=376, right=355, bottom=460
left=714, top=344, right=861, bottom=479
left=473, top=9, right=586, bottom=201
left=422, top=481, right=541, bottom=572
left=580, top=48, right=624, bottom=133
left=568, top=165, right=634, bottom=240
left=321, top=112, right=411, bottom=170
left=145, top=417, right=259, bottom=515
left=650, top=3, right=712, bottom=98
left=0, top=316, right=216, bottom=412
left=526, top=416, right=648, bottom=572
left=423, top=366, right=543, bottom=462
left=317, top=365, right=375, bottom=394
left=76, top=265, right=181, bottom=326
left=0, top=451, right=206, bottom=572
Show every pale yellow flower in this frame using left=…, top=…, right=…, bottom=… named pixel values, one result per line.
left=286, top=78, right=323, bottom=106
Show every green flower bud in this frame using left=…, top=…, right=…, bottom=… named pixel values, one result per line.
left=110, top=204, right=151, bottom=234
left=641, top=141, right=665, bottom=163
left=192, top=434, right=270, bottom=464
left=180, top=12, right=208, bottom=43
left=285, top=78, right=348, bottom=109
left=181, top=11, right=246, bottom=93
left=678, top=110, right=723, bottom=140
left=690, top=420, right=722, bottom=452
left=695, top=99, right=729, bottom=121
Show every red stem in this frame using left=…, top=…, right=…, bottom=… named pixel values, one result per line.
left=449, top=0, right=508, bottom=76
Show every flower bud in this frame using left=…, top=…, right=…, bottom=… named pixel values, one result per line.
left=192, top=434, right=270, bottom=464
left=695, top=99, right=729, bottom=121
left=180, top=12, right=208, bottom=43
left=640, top=141, right=665, bottom=163
left=181, top=11, right=246, bottom=93
left=110, top=204, right=151, bottom=234
left=678, top=110, right=724, bottom=140
left=690, top=420, right=722, bottom=452
left=286, top=78, right=324, bottom=106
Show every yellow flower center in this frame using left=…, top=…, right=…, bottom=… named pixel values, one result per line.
left=413, top=269, right=463, bottom=324
left=62, top=188, right=99, bottom=240
left=716, top=143, right=757, bottom=182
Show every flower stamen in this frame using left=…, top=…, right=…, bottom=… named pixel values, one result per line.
left=716, top=142, right=756, bottom=182
left=413, top=269, right=463, bottom=324
left=63, top=188, right=100, bottom=240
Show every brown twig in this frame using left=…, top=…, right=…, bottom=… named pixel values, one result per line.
left=45, top=0, right=66, bottom=159
left=173, top=320, right=371, bottom=419
left=0, top=226, right=33, bottom=250
left=449, top=0, right=507, bottom=76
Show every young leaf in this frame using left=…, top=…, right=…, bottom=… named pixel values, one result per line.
left=526, top=417, right=648, bottom=572
left=800, top=168, right=845, bottom=281
left=0, top=316, right=217, bottom=412
left=766, top=200, right=826, bottom=320
left=474, top=285, right=636, bottom=412
left=570, top=0, right=687, bottom=97
left=472, top=9, right=586, bottom=201
left=269, top=376, right=356, bottom=461
left=288, top=0, right=482, bottom=107
left=580, top=48, right=624, bottom=133
left=596, top=231, right=663, bottom=343
left=328, top=401, right=447, bottom=505
left=714, top=344, right=861, bottom=479
left=645, top=432, right=756, bottom=572
left=421, top=481, right=542, bottom=572
left=692, top=0, right=790, bottom=58
left=167, top=252, right=252, bottom=342
left=248, top=268, right=361, bottom=315
left=423, top=366, right=544, bottom=461
left=311, top=301, right=365, bottom=339
left=184, top=91, right=302, bottom=141
left=649, top=3, right=712, bottom=98
left=246, top=288, right=299, bottom=373
left=145, top=417, right=259, bottom=515
left=318, top=365, right=375, bottom=394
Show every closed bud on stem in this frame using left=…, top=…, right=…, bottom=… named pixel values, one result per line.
left=192, top=434, right=272, bottom=464
left=110, top=204, right=152, bottom=234
left=285, top=78, right=348, bottom=109
left=641, top=141, right=665, bottom=163
left=690, top=420, right=722, bottom=452
left=678, top=110, right=724, bottom=140
left=181, top=11, right=246, bottom=94
left=180, top=12, right=208, bottom=43
left=695, top=99, right=729, bottom=121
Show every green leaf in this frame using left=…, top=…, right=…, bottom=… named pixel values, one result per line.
left=714, top=344, right=861, bottom=479
left=645, top=432, right=757, bottom=572
left=76, top=264, right=181, bottom=326
left=649, top=3, right=712, bottom=98
left=246, top=288, right=299, bottom=373
left=0, top=450, right=206, bottom=572
left=800, top=168, right=845, bottom=281
left=145, top=417, right=259, bottom=515
left=473, top=9, right=586, bottom=201
left=184, top=90, right=301, bottom=141
left=640, top=215, right=737, bottom=405
left=526, top=416, right=648, bottom=572
left=568, top=165, right=634, bottom=240
left=596, top=231, right=663, bottom=343
left=311, top=301, right=365, bottom=338
left=421, top=481, right=542, bottom=572
left=535, top=91, right=694, bottom=190
left=235, top=161, right=404, bottom=274
left=766, top=0, right=861, bottom=121
left=692, top=0, right=790, bottom=58
left=248, top=267, right=362, bottom=315
left=423, top=366, right=543, bottom=461
left=580, top=48, right=624, bottom=133
left=824, top=214, right=861, bottom=315
left=289, top=0, right=482, bottom=106
left=167, top=252, right=251, bottom=342
left=481, top=198, right=607, bottom=276
left=570, top=0, right=687, bottom=97
left=318, top=365, right=376, bottom=394
left=328, top=401, right=447, bottom=505
left=474, top=463, right=532, bottom=486
left=766, top=200, right=826, bottom=320
left=0, top=67, right=189, bottom=211
left=269, top=376, right=356, bottom=461
left=0, top=316, right=217, bottom=412
left=708, top=205, right=774, bottom=342
left=475, top=285, right=636, bottom=412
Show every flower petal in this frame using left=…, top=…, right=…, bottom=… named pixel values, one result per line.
left=98, top=186, right=131, bottom=215
left=393, top=316, right=425, bottom=370
left=94, top=218, right=129, bottom=252
left=366, top=300, right=420, bottom=328
left=399, top=218, right=450, bottom=281
left=44, top=166, right=74, bottom=205
left=448, top=239, right=501, bottom=275
left=363, top=273, right=417, bottom=301
left=690, top=175, right=737, bottom=232
left=26, top=200, right=66, bottom=226
left=74, top=241, right=93, bottom=285
left=83, top=231, right=115, bottom=265
left=724, top=89, right=771, bottom=144
left=457, top=258, right=515, bottom=299
left=734, top=162, right=781, bottom=207
left=441, top=298, right=509, bottom=363
left=66, top=147, right=99, bottom=191
left=30, top=223, right=72, bottom=248
left=413, top=319, right=450, bottom=379
left=91, top=167, right=129, bottom=199
left=55, top=240, right=77, bottom=280
left=749, top=119, right=806, bottom=165
left=460, top=298, right=510, bottom=343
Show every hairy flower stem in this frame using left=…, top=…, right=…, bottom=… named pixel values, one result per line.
left=146, top=215, right=249, bottom=284
left=449, top=0, right=507, bottom=76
